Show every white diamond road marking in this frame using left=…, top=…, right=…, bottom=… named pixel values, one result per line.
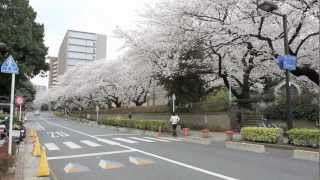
left=113, top=137, right=138, bottom=144
left=80, top=140, right=102, bottom=147
left=63, top=142, right=82, bottom=149
left=143, top=137, right=170, bottom=142
left=128, top=137, right=156, bottom=142
left=44, top=143, right=60, bottom=151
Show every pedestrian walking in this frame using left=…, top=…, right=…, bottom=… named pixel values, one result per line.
left=170, top=112, right=180, bottom=136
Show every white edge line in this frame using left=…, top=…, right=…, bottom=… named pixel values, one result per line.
left=48, top=150, right=135, bottom=160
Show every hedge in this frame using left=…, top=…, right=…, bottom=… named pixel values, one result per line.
left=287, top=128, right=320, bottom=147
left=241, top=127, right=282, bottom=144
left=98, top=118, right=171, bottom=132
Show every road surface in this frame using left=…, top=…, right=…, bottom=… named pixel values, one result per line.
left=29, top=112, right=318, bottom=180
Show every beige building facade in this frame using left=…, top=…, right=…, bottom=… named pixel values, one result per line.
left=57, top=30, right=106, bottom=74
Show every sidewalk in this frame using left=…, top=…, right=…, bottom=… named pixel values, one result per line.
left=14, top=123, right=49, bottom=180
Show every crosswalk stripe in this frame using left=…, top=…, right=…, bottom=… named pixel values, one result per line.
left=143, top=137, right=170, bottom=142
left=96, top=138, right=120, bottom=145
left=113, top=137, right=138, bottom=144
left=80, top=140, right=102, bottom=147
left=128, top=137, right=156, bottom=142
left=63, top=142, right=82, bottom=149
left=59, top=131, right=70, bottom=137
left=55, top=131, right=64, bottom=137
left=160, top=137, right=183, bottom=142
left=44, top=143, right=60, bottom=151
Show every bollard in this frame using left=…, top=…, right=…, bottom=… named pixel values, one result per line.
left=33, top=140, right=42, bottom=156
left=157, top=126, right=162, bottom=137
left=37, top=147, right=50, bottom=177
left=202, top=128, right=209, bottom=138
left=183, top=128, right=189, bottom=137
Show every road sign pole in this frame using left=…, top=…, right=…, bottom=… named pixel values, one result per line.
left=172, top=94, right=176, bottom=113
left=19, top=105, right=22, bottom=122
left=8, top=73, right=15, bottom=155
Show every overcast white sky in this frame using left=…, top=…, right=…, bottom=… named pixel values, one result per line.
left=30, top=0, right=157, bottom=87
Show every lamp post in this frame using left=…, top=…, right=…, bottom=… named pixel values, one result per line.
left=258, top=1, right=293, bottom=129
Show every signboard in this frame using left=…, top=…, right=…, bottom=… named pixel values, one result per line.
left=1, top=55, right=19, bottom=74
left=276, top=55, right=297, bottom=71
left=11, top=130, right=20, bottom=137
left=15, top=96, right=24, bottom=106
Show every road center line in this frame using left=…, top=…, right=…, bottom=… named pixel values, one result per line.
left=42, top=118, right=239, bottom=180
left=47, top=150, right=135, bottom=160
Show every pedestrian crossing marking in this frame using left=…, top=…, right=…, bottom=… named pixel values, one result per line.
left=113, top=137, right=138, bottom=144
left=63, top=142, right=82, bottom=149
left=96, top=138, right=120, bottom=145
left=44, top=143, right=60, bottom=151
left=128, top=137, right=156, bottom=142
left=160, top=137, right=183, bottom=142
left=143, top=137, right=170, bottom=142
left=80, top=140, right=102, bottom=147
left=48, top=131, right=70, bottom=138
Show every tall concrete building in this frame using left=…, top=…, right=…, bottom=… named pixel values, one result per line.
left=57, top=30, right=106, bottom=74
left=48, top=56, right=59, bottom=88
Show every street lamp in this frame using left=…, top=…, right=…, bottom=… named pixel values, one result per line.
left=258, top=1, right=293, bottom=129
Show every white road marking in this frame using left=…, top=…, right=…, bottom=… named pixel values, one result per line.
left=160, top=137, right=184, bottom=142
left=120, top=144, right=239, bottom=180
left=50, top=132, right=56, bottom=138
left=44, top=143, right=60, bottom=151
left=128, top=137, right=156, bottom=142
left=55, top=131, right=64, bottom=137
left=43, top=119, right=239, bottom=180
left=96, top=138, right=120, bottom=145
left=94, top=133, right=139, bottom=137
left=59, top=131, right=70, bottom=136
left=63, top=142, right=82, bottom=149
left=80, top=140, right=102, bottom=147
left=48, top=150, right=135, bottom=160
left=113, top=137, right=138, bottom=144
left=143, top=137, right=170, bottom=142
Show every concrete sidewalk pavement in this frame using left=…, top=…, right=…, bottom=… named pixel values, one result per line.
left=14, top=124, right=50, bottom=180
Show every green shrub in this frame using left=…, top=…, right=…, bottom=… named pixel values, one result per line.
left=287, top=128, right=320, bottom=147
left=98, top=118, right=170, bottom=132
left=241, top=127, right=283, bottom=143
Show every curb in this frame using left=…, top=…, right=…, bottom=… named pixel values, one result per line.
left=293, top=150, right=319, bottom=162
left=225, top=141, right=265, bottom=153
left=184, top=137, right=212, bottom=145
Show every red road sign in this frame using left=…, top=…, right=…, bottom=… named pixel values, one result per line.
left=15, top=96, right=24, bottom=106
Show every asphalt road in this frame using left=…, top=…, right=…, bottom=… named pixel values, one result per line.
left=29, top=112, right=318, bottom=180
